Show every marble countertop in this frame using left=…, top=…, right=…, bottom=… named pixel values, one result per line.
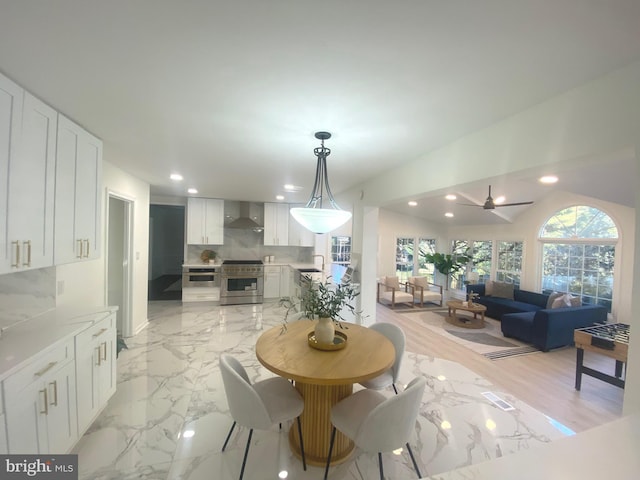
left=0, top=306, right=117, bottom=380
left=426, top=412, right=640, bottom=479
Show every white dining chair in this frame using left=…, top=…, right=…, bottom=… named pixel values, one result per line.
left=359, top=322, right=405, bottom=394
left=220, top=354, right=306, bottom=480
left=324, top=376, right=426, bottom=480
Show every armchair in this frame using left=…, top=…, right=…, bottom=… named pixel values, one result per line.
left=407, top=276, right=443, bottom=306
left=377, top=276, right=414, bottom=308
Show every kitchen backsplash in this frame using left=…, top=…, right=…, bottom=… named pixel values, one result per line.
left=0, top=267, right=56, bottom=330
left=186, top=228, right=313, bottom=264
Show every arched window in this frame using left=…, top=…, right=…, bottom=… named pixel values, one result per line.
left=540, top=206, right=618, bottom=311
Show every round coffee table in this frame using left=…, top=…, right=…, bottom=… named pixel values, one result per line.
left=446, top=300, right=487, bottom=329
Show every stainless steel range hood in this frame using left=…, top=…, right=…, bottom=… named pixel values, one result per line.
left=225, top=202, right=264, bottom=232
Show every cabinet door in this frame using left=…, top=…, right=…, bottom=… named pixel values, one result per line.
left=280, top=266, right=291, bottom=298
left=5, top=378, right=48, bottom=453
left=7, top=92, right=57, bottom=271
left=75, top=131, right=102, bottom=260
left=44, top=360, right=78, bottom=454
left=0, top=73, right=24, bottom=273
left=203, top=198, right=224, bottom=245
left=186, top=197, right=206, bottom=244
left=54, top=114, right=102, bottom=264
left=264, top=203, right=289, bottom=246
left=263, top=266, right=281, bottom=298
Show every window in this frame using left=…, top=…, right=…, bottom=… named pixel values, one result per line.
left=472, top=240, right=493, bottom=283
left=449, top=239, right=469, bottom=290
left=417, top=238, right=436, bottom=283
left=496, top=241, right=523, bottom=287
left=331, top=236, right=351, bottom=265
left=395, top=237, right=415, bottom=282
left=540, top=206, right=618, bottom=311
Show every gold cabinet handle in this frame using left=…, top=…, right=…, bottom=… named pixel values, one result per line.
left=102, top=341, right=108, bottom=362
left=92, top=328, right=108, bottom=339
left=49, top=380, right=58, bottom=406
left=95, top=346, right=102, bottom=366
left=23, top=240, right=31, bottom=267
left=84, top=239, right=90, bottom=257
left=76, top=239, right=83, bottom=258
left=34, top=361, right=57, bottom=378
left=40, top=388, right=48, bottom=415
left=11, top=241, right=20, bottom=267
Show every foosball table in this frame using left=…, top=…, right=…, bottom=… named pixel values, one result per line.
left=574, top=323, right=630, bottom=390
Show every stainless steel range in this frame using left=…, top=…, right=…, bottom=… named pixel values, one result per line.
left=220, top=260, right=264, bottom=305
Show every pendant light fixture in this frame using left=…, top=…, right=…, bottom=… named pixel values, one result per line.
left=290, top=132, right=352, bottom=234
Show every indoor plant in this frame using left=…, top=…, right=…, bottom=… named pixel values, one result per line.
left=284, top=279, right=359, bottom=344
left=424, top=251, right=471, bottom=289
left=200, top=249, right=217, bottom=264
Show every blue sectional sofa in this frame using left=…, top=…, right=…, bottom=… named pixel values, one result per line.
left=466, top=284, right=608, bottom=351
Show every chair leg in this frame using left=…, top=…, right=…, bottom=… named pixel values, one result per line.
left=222, top=421, right=236, bottom=452
left=297, top=416, right=307, bottom=471
left=239, top=428, right=253, bottom=480
left=323, top=426, right=337, bottom=480
left=378, top=452, right=384, bottom=480
left=406, top=442, right=422, bottom=478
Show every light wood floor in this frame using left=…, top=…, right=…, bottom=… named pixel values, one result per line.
left=376, top=304, right=625, bottom=433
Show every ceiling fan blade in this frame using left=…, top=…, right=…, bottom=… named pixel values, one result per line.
left=495, top=201, right=534, bottom=207
left=457, top=202, right=483, bottom=207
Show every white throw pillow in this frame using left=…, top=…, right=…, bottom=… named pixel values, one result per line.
left=384, top=276, right=400, bottom=290
left=546, top=292, right=564, bottom=309
left=484, top=280, right=494, bottom=295
left=411, top=276, right=428, bottom=288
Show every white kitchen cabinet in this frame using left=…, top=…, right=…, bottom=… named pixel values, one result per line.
left=280, top=265, right=292, bottom=298
left=55, top=114, right=102, bottom=264
left=0, top=413, right=7, bottom=454
left=75, top=312, right=116, bottom=436
left=4, top=92, right=57, bottom=273
left=186, top=197, right=224, bottom=245
left=0, top=73, right=24, bottom=273
left=264, top=265, right=281, bottom=299
left=4, top=338, right=78, bottom=454
left=264, top=203, right=289, bottom=246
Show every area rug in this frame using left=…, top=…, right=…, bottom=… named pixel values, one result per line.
left=380, top=302, right=445, bottom=313
left=400, top=309, right=540, bottom=360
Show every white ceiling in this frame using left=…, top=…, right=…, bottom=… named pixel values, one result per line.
left=1, top=1, right=639, bottom=223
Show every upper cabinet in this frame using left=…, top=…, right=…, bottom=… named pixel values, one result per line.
left=263, top=203, right=289, bottom=246
left=0, top=75, right=57, bottom=274
left=55, top=114, right=103, bottom=264
left=288, top=206, right=315, bottom=247
left=187, top=198, right=224, bottom=245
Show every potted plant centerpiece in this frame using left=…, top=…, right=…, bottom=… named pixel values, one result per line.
left=200, top=249, right=217, bottom=264
left=300, top=279, right=359, bottom=346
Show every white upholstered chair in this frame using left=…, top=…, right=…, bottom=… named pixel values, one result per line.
left=220, top=354, right=306, bottom=480
left=323, top=376, right=427, bottom=480
left=407, top=276, right=443, bottom=306
left=359, top=322, right=405, bottom=394
left=377, top=276, right=414, bottom=308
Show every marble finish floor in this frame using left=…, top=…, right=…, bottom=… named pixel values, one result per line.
left=72, top=301, right=573, bottom=479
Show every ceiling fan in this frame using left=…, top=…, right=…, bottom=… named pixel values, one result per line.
left=458, top=185, right=534, bottom=210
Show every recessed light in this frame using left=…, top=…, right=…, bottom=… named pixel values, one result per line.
left=170, top=173, right=183, bottom=181
left=284, top=184, right=303, bottom=192
left=408, top=201, right=418, bottom=207
left=445, top=194, right=457, bottom=200
left=445, top=212, right=454, bottom=218
left=539, top=175, right=558, bottom=184
left=187, top=188, right=198, bottom=194
left=182, top=429, right=195, bottom=438
left=494, top=196, right=506, bottom=204
left=275, top=195, right=285, bottom=201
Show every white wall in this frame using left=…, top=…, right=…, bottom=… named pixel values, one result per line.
left=57, top=160, right=150, bottom=336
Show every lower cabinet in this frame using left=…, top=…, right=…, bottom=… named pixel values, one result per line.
left=0, top=414, right=7, bottom=454
left=264, top=266, right=281, bottom=299
left=75, top=312, right=117, bottom=436
left=4, top=339, right=78, bottom=454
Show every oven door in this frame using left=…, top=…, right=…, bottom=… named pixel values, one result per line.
left=220, top=274, right=264, bottom=305
left=182, top=268, right=217, bottom=288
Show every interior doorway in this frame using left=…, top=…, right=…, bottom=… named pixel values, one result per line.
left=106, top=193, right=134, bottom=337
left=148, top=204, right=185, bottom=301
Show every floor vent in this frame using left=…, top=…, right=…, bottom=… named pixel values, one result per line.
left=481, top=391, right=515, bottom=411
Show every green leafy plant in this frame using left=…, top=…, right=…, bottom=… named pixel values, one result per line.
left=423, top=251, right=470, bottom=275
left=200, top=249, right=217, bottom=262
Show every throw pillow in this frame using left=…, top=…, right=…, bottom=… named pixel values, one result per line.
left=551, top=296, right=567, bottom=309
left=484, top=280, right=494, bottom=296
left=384, top=276, right=400, bottom=290
left=570, top=295, right=582, bottom=307
left=546, top=292, right=564, bottom=309
left=411, top=276, right=428, bottom=288
left=551, top=293, right=582, bottom=308
left=492, top=281, right=514, bottom=300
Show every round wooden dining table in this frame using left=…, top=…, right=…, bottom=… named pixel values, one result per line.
left=255, top=320, right=395, bottom=466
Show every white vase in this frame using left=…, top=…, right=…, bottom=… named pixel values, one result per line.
left=314, top=317, right=335, bottom=344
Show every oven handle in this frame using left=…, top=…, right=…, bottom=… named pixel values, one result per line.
left=185, top=272, right=217, bottom=277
